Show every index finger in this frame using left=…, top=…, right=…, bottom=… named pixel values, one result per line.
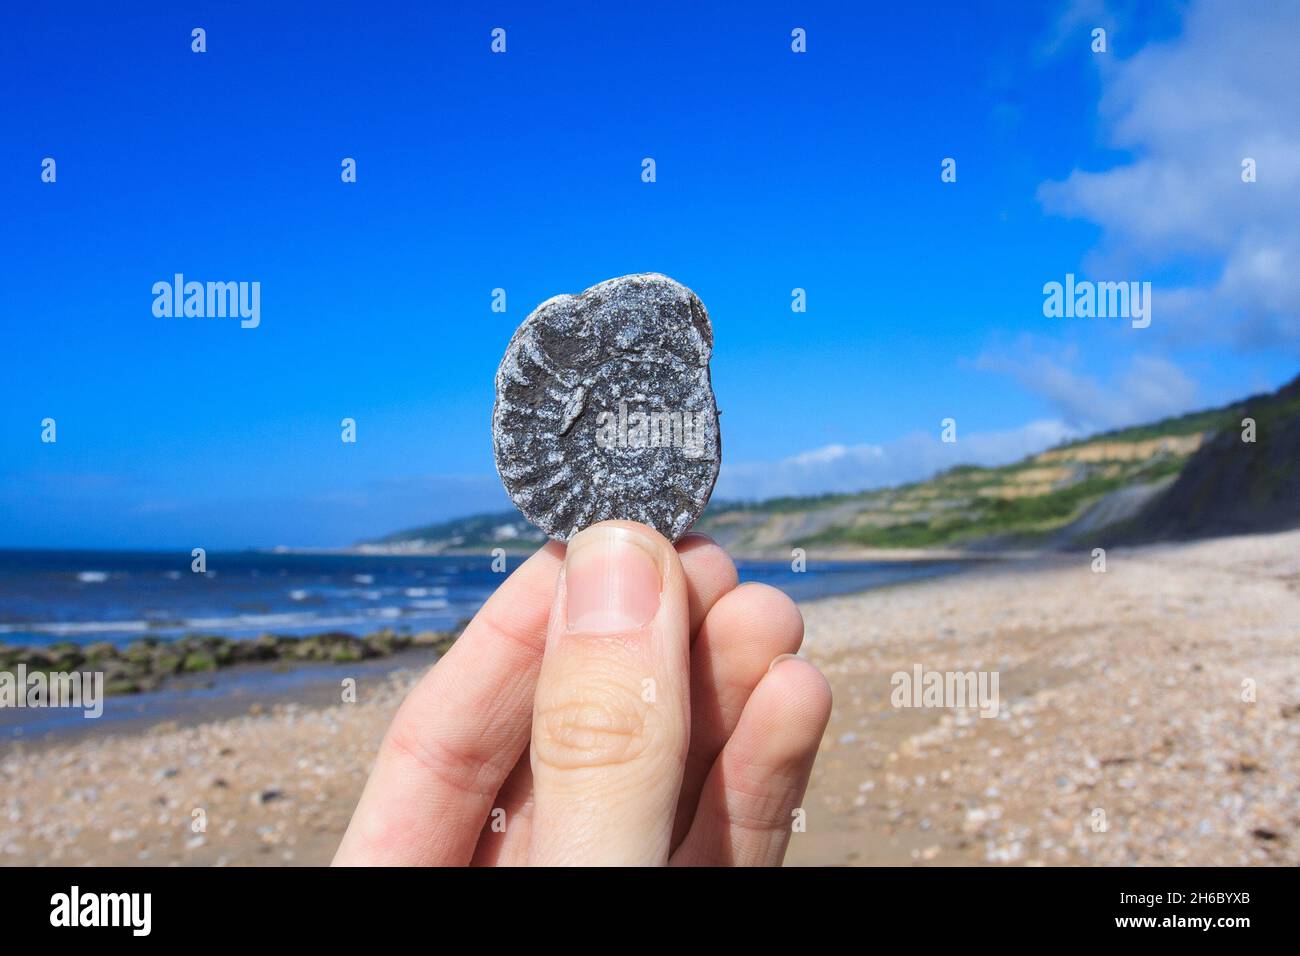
left=333, top=541, right=564, bottom=866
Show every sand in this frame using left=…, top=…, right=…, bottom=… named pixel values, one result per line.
left=2, top=530, right=1297, bottom=866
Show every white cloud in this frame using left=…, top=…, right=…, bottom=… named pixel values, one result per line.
left=1038, top=0, right=1300, bottom=348
left=714, top=419, right=1079, bottom=501
left=1040, top=0, right=1115, bottom=58
left=975, top=346, right=1199, bottom=431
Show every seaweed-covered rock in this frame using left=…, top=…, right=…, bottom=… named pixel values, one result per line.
left=182, top=651, right=218, bottom=673
left=0, top=623, right=461, bottom=696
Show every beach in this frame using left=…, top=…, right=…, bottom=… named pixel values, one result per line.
left=2, top=529, right=1297, bottom=866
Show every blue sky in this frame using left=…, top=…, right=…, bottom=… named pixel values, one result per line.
left=2, top=0, right=1297, bottom=549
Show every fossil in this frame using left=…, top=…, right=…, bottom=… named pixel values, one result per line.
left=492, top=273, right=721, bottom=542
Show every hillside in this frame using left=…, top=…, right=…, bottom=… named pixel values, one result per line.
left=366, top=375, right=1300, bottom=556
left=362, top=511, right=547, bottom=554
left=1106, top=375, right=1300, bottom=543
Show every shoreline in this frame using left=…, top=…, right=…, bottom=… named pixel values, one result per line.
left=0, top=645, right=443, bottom=751
left=0, top=560, right=970, bottom=744
left=0, top=554, right=977, bottom=738
left=0, top=553, right=976, bottom=706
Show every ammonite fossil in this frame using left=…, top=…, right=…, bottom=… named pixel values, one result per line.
left=492, top=273, right=721, bottom=542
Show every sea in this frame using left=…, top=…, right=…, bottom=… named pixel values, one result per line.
left=0, top=548, right=965, bottom=648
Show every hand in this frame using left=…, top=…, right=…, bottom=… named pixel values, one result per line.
left=334, top=520, right=832, bottom=866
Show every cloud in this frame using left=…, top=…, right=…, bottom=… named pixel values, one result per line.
left=1040, top=0, right=1115, bottom=58
left=714, top=419, right=1079, bottom=501
left=975, top=344, right=1199, bottom=431
left=1037, top=0, right=1300, bottom=349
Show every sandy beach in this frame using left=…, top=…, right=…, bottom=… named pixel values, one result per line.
left=3, top=529, right=1297, bottom=866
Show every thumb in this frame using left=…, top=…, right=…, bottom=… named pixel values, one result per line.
left=527, top=521, right=691, bottom=866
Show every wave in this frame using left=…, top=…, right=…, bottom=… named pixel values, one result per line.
left=0, top=605, right=452, bottom=639
left=404, top=587, right=448, bottom=597
left=0, top=619, right=151, bottom=636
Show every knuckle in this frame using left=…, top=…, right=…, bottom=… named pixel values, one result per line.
left=533, top=679, right=657, bottom=772
left=384, top=722, right=500, bottom=799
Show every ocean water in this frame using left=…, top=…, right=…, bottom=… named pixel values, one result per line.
left=0, top=549, right=964, bottom=648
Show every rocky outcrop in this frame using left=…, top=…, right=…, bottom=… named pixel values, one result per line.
left=1118, top=377, right=1300, bottom=542
left=0, top=625, right=465, bottom=696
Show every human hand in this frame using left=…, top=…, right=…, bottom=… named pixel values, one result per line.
left=334, top=520, right=832, bottom=866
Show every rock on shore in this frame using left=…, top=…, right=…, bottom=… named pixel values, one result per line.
left=0, top=626, right=463, bottom=696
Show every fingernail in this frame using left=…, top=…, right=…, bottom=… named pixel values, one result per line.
left=768, top=653, right=801, bottom=673
left=565, top=525, right=663, bottom=634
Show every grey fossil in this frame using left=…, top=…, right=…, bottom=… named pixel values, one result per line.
left=492, top=273, right=721, bottom=542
